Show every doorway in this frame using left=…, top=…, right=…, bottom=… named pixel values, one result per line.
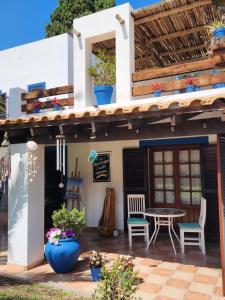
left=44, top=146, right=67, bottom=231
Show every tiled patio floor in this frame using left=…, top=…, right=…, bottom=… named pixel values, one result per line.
left=0, top=228, right=224, bottom=300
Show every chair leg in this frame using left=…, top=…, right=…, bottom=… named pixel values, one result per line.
left=146, top=225, right=149, bottom=245
left=201, top=230, right=206, bottom=255
left=180, top=230, right=185, bottom=254
left=128, top=225, right=132, bottom=247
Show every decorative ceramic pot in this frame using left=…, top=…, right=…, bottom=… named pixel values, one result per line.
left=54, top=104, right=61, bottom=111
left=45, top=238, right=80, bottom=274
left=94, top=85, right=113, bottom=105
left=34, top=108, right=40, bottom=113
left=90, top=266, right=101, bottom=282
left=154, top=89, right=161, bottom=97
left=212, top=27, right=225, bottom=39
left=212, top=70, right=225, bottom=89
left=185, top=85, right=195, bottom=92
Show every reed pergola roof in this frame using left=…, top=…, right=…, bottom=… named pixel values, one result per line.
left=94, top=0, right=221, bottom=71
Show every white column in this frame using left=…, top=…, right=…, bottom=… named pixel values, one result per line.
left=73, top=3, right=135, bottom=108
left=8, top=88, right=26, bottom=118
left=8, top=144, right=45, bottom=269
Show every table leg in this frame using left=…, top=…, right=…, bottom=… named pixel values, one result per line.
left=168, top=217, right=176, bottom=255
left=145, top=217, right=157, bottom=251
left=153, top=217, right=160, bottom=245
left=171, top=220, right=180, bottom=244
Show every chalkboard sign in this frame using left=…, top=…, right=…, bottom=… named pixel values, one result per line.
left=93, top=153, right=111, bottom=182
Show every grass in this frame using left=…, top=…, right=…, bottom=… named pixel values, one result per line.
left=0, top=276, right=89, bottom=300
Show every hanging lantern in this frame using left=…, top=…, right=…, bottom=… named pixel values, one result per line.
left=0, top=132, right=10, bottom=193
left=56, top=134, right=66, bottom=188
left=26, top=140, right=39, bottom=183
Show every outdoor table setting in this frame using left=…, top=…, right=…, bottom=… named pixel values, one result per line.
left=144, top=208, right=186, bottom=255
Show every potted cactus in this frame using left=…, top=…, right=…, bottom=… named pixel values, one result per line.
left=88, top=49, right=116, bottom=106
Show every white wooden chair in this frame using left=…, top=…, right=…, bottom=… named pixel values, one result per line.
left=178, top=197, right=207, bottom=255
left=127, top=194, right=149, bottom=247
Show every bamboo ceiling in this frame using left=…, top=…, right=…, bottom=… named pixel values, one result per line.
left=93, top=0, right=222, bottom=71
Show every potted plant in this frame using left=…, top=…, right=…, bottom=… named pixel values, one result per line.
left=52, top=97, right=62, bottom=111
left=209, top=21, right=225, bottom=38
left=212, top=69, right=225, bottom=88
left=32, top=102, right=41, bottom=113
left=185, top=77, right=196, bottom=92
left=44, top=204, right=86, bottom=274
left=89, top=251, right=104, bottom=282
left=152, top=82, right=162, bottom=97
left=94, top=256, right=140, bottom=299
left=88, top=49, right=116, bottom=106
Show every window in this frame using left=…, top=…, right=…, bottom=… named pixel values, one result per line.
left=151, top=147, right=202, bottom=206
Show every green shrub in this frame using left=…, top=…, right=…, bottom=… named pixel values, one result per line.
left=52, top=204, right=86, bottom=238
left=94, top=256, right=141, bottom=300
left=88, top=49, right=116, bottom=86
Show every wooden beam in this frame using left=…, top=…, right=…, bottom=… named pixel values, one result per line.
left=133, top=72, right=225, bottom=96
left=21, top=85, right=74, bottom=100
left=21, top=97, right=74, bottom=113
left=135, top=44, right=207, bottom=64
left=134, top=0, right=212, bottom=25
left=136, top=25, right=208, bottom=45
left=133, top=53, right=225, bottom=82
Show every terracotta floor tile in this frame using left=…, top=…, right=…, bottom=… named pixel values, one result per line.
left=154, top=296, right=177, bottom=300
left=167, top=278, right=190, bottom=289
left=189, top=281, right=214, bottom=296
left=159, top=262, right=179, bottom=270
left=213, top=287, right=224, bottom=297
left=152, top=268, right=174, bottom=277
left=177, top=264, right=198, bottom=273
left=196, top=267, right=220, bottom=278
left=158, top=286, right=186, bottom=300
left=145, top=273, right=169, bottom=285
left=184, top=291, right=211, bottom=300
left=138, top=281, right=162, bottom=294
left=211, top=295, right=225, bottom=300
left=194, top=274, right=217, bottom=285
left=171, top=270, right=195, bottom=282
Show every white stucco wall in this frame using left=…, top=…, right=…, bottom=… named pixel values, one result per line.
left=68, top=140, right=138, bottom=230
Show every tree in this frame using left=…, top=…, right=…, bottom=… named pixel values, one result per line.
left=45, top=0, right=115, bottom=37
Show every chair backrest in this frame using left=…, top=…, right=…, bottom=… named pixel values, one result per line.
left=198, top=197, right=207, bottom=228
left=127, top=194, right=145, bottom=217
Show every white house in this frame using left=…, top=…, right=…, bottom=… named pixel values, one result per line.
left=0, top=1, right=224, bottom=294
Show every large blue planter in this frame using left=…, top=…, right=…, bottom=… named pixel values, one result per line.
left=213, top=27, right=225, bottom=39
left=45, top=238, right=80, bottom=274
left=154, top=89, right=161, bottom=97
left=186, top=85, right=195, bottom=93
left=90, top=267, right=101, bottom=282
left=94, top=85, right=113, bottom=105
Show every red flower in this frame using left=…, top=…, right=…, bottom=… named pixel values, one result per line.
left=33, top=102, right=41, bottom=109
left=52, top=98, right=61, bottom=106
left=185, top=77, right=194, bottom=85
left=152, top=82, right=162, bottom=91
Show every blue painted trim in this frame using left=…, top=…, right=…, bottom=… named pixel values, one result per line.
left=27, top=82, right=46, bottom=92
left=139, top=137, right=208, bottom=148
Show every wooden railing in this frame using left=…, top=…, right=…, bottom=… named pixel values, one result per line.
left=21, top=84, right=74, bottom=114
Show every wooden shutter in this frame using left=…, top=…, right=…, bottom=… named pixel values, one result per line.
left=201, top=144, right=219, bottom=241
left=123, top=148, right=148, bottom=230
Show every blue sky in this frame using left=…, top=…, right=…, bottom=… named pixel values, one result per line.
left=0, top=0, right=58, bottom=51
left=0, top=0, right=159, bottom=52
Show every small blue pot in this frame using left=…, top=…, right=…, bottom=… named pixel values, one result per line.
left=45, top=238, right=80, bottom=274
left=154, top=90, right=161, bottom=97
left=33, top=108, right=40, bottom=113
left=213, top=27, right=225, bottom=39
left=94, top=85, right=113, bottom=105
left=186, top=85, right=195, bottom=92
left=90, top=267, right=101, bottom=282
left=54, top=104, right=61, bottom=111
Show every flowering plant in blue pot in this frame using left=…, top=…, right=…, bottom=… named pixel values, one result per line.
left=185, top=77, right=196, bottom=92
left=88, top=49, right=115, bottom=106
left=44, top=204, right=86, bottom=274
left=52, top=97, right=62, bottom=111
left=32, top=102, right=41, bottom=113
left=89, top=251, right=104, bottom=282
left=152, top=82, right=162, bottom=97
left=209, top=21, right=225, bottom=39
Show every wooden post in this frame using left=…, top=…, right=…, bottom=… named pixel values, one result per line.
left=217, top=134, right=225, bottom=296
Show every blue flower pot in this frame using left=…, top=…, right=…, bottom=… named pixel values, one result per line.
left=45, top=238, right=80, bottom=274
left=94, top=85, right=113, bottom=105
left=154, top=90, right=161, bottom=97
left=90, top=267, right=101, bottom=282
left=54, top=104, right=61, bottom=111
left=33, top=108, right=40, bottom=113
left=186, top=85, right=195, bottom=92
left=213, top=27, right=225, bottom=39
